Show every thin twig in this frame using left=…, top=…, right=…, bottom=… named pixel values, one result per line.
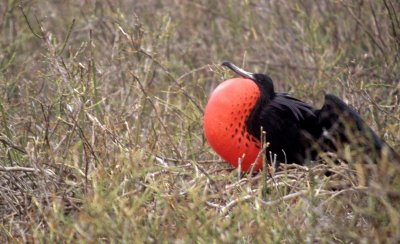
left=57, top=18, right=76, bottom=56
left=0, top=136, right=27, bottom=154
left=259, top=190, right=307, bottom=207
left=0, top=165, right=55, bottom=176
left=220, top=195, right=254, bottom=215
left=19, top=4, right=44, bottom=39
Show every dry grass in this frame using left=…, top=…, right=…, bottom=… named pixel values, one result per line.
left=0, top=0, right=399, bottom=242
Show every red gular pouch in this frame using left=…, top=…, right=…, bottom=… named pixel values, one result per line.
left=204, top=78, right=263, bottom=172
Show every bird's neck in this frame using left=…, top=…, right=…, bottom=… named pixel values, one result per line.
left=245, top=92, right=273, bottom=140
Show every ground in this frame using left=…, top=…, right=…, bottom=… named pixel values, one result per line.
left=0, top=0, right=399, bottom=242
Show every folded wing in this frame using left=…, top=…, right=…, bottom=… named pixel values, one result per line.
left=316, top=94, right=398, bottom=161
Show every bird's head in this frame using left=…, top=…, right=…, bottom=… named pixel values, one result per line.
left=221, top=61, right=275, bottom=102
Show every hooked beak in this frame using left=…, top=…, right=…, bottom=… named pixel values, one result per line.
left=222, top=61, right=255, bottom=80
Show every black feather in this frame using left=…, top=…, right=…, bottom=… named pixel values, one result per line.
left=270, top=93, right=315, bottom=120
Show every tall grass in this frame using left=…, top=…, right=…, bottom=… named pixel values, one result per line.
left=0, top=0, right=399, bottom=242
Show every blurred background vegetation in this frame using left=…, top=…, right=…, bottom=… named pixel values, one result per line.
left=0, top=0, right=399, bottom=242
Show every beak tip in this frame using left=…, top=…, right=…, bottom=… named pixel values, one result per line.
left=221, top=61, right=255, bottom=80
left=221, top=61, right=231, bottom=67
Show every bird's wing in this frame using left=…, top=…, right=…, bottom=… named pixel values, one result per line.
left=271, top=93, right=315, bottom=120
left=317, top=94, right=399, bottom=160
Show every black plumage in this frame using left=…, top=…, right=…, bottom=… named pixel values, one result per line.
left=222, top=62, right=398, bottom=164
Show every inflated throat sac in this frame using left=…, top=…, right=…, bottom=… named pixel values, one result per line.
left=204, top=78, right=263, bottom=172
